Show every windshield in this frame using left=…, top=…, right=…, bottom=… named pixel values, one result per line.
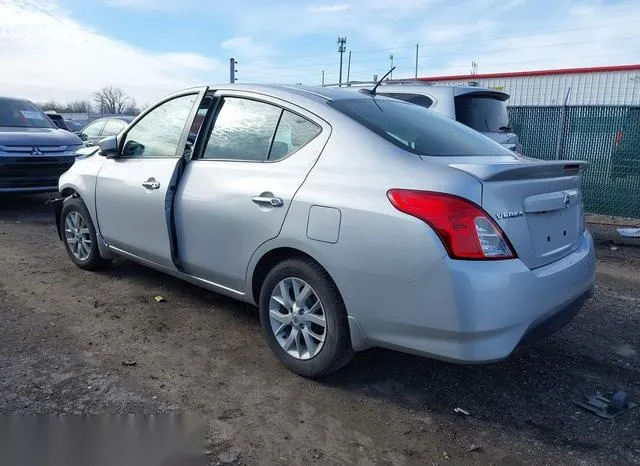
left=454, top=95, right=510, bottom=132
left=328, top=97, right=512, bottom=157
left=0, top=98, right=55, bottom=129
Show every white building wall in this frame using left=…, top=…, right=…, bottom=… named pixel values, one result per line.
left=425, top=69, right=640, bottom=106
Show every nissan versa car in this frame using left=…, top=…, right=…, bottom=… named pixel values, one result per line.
left=50, top=84, right=595, bottom=378
left=0, top=96, right=84, bottom=192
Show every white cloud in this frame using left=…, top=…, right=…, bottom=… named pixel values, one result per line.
left=221, top=36, right=274, bottom=60
left=99, top=0, right=177, bottom=10
left=307, top=4, right=351, bottom=13
left=0, top=0, right=224, bottom=104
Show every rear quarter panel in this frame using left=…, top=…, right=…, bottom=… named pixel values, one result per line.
left=247, top=117, right=482, bottom=335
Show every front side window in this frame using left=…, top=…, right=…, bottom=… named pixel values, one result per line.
left=329, top=97, right=512, bottom=157
left=122, top=94, right=197, bottom=158
left=82, top=120, right=106, bottom=137
left=102, top=119, right=127, bottom=137
left=269, top=110, right=321, bottom=161
left=0, top=99, right=54, bottom=129
left=203, top=98, right=282, bottom=161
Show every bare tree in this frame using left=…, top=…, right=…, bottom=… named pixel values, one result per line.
left=123, top=97, right=141, bottom=116
left=93, top=86, right=134, bottom=114
left=38, top=100, right=65, bottom=112
left=65, top=100, right=91, bottom=113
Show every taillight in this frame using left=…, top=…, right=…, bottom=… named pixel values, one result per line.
left=387, top=189, right=516, bottom=260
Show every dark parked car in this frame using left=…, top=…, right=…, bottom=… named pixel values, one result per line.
left=44, top=111, right=73, bottom=132
left=78, top=116, right=134, bottom=146
left=65, top=119, right=85, bottom=132
left=0, top=96, right=83, bottom=193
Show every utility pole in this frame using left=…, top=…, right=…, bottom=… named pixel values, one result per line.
left=229, top=58, right=238, bottom=83
left=337, top=36, right=347, bottom=87
left=415, top=44, right=419, bottom=79
left=346, top=50, right=352, bottom=84
left=389, top=54, right=394, bottom=79
left=321, top=70, right=325, bottom=86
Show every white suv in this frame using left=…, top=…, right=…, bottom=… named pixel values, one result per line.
left=342, top=82, right=522, bottom=153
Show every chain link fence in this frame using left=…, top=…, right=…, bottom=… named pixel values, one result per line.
left=509, top=105, right=640, bottom=219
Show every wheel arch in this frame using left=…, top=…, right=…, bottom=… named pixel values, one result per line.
left=248, top=244, right=371, bottom=352
left=57, top=183, right=115, bottom=260
left=250, top=247, right=323, bottom=305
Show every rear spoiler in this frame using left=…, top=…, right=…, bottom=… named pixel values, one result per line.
left=449, top=160, right=589, bottom=182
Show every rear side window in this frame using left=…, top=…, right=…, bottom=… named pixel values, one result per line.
left=203, top=98, right=282, bottom=161
left=454, top=95, right=510, bottom=132
left=269, top=110, right=321, bottom=161
left=378, top=93, right=433, bottom=108
left=329, top=98, right=511, bottom=156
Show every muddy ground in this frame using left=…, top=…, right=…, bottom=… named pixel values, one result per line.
left=0, top=194, right=638, bottom=466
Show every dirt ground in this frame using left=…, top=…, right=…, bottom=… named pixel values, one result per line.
left=1, top=193, right=639, bottom=466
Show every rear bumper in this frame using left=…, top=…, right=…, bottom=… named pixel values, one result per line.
left=518, top=288, right=592, bottom=348
left=345, top=230, right=596, bottom=363
left=0, top=156, right=75, bottom=193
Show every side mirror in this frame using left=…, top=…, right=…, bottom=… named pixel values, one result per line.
left=79, top=133, right=88, bottom=141
left=122, top=139, right=145, bottom=157
left=98, top=135, right=119, bottom=158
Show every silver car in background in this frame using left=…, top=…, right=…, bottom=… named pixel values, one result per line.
left=346, top=82, right=523, bottom=152
left=51, top=84, right=595, bottom=378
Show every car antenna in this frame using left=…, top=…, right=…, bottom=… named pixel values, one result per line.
left=359, top=66, right=396, bottom=96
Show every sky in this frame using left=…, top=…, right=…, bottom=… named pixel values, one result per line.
left=1, top=0, right=640, bottom=106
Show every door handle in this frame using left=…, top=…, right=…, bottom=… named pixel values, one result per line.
left=141, top=178, right=161, bottom=190
left=252, top=196, right=284, bottom=207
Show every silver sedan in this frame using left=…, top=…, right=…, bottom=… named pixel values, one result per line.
left=51, top=84, right=595, bottom=378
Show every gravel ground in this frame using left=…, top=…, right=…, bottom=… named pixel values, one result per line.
left=1, top=193, right=639, bottom=466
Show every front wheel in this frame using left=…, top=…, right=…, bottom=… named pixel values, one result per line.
left=60, top=197, right=110, bottom=271
left=259, top=258, right=353, bottom=378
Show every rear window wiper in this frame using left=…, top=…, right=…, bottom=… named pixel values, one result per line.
left=498, top=125, right=512, bottom=132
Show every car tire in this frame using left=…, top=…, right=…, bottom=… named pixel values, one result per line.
left=259, top=258, right=354, bottom=378
left=60, top=197, right=110, bottom=271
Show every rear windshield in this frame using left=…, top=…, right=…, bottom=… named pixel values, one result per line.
left=0, top=98, right=54, bottom=128
left=328, top=97, right=511, bottom=156
left=454, top=95, right=510, bottom=133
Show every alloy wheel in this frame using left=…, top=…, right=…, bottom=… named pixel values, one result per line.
left=64, top=210, right=92, bottom=261
left=269, top=277, right=327, bottom=360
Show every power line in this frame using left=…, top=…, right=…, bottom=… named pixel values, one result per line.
left=243, top=34, right=639, bottom=72
left=240, top=19, right=640, bottom=66
left=244, top=51, right=640, bottom=82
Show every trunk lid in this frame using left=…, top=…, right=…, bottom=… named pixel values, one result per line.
left=433, top=156, right=588, bottom=269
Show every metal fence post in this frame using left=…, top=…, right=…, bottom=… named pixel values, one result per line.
left=555, top=87, right=571, bottom=160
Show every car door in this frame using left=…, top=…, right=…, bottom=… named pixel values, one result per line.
left=174, top=93, right=329, bottom=292
left=95, top=88, right=207, bottom=268
left=80, top=120, right=106, bottom=146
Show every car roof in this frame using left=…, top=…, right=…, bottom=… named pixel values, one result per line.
left=0, top=96, right=35, bottom=104
left=91, top=115, right=136, bottom=123
left=207, top=83, right=379, bottom=104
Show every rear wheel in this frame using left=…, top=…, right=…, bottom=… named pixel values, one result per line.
left=259, top=258, right=353, bottom=378
left=60, top=197, right=110, bottom=271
